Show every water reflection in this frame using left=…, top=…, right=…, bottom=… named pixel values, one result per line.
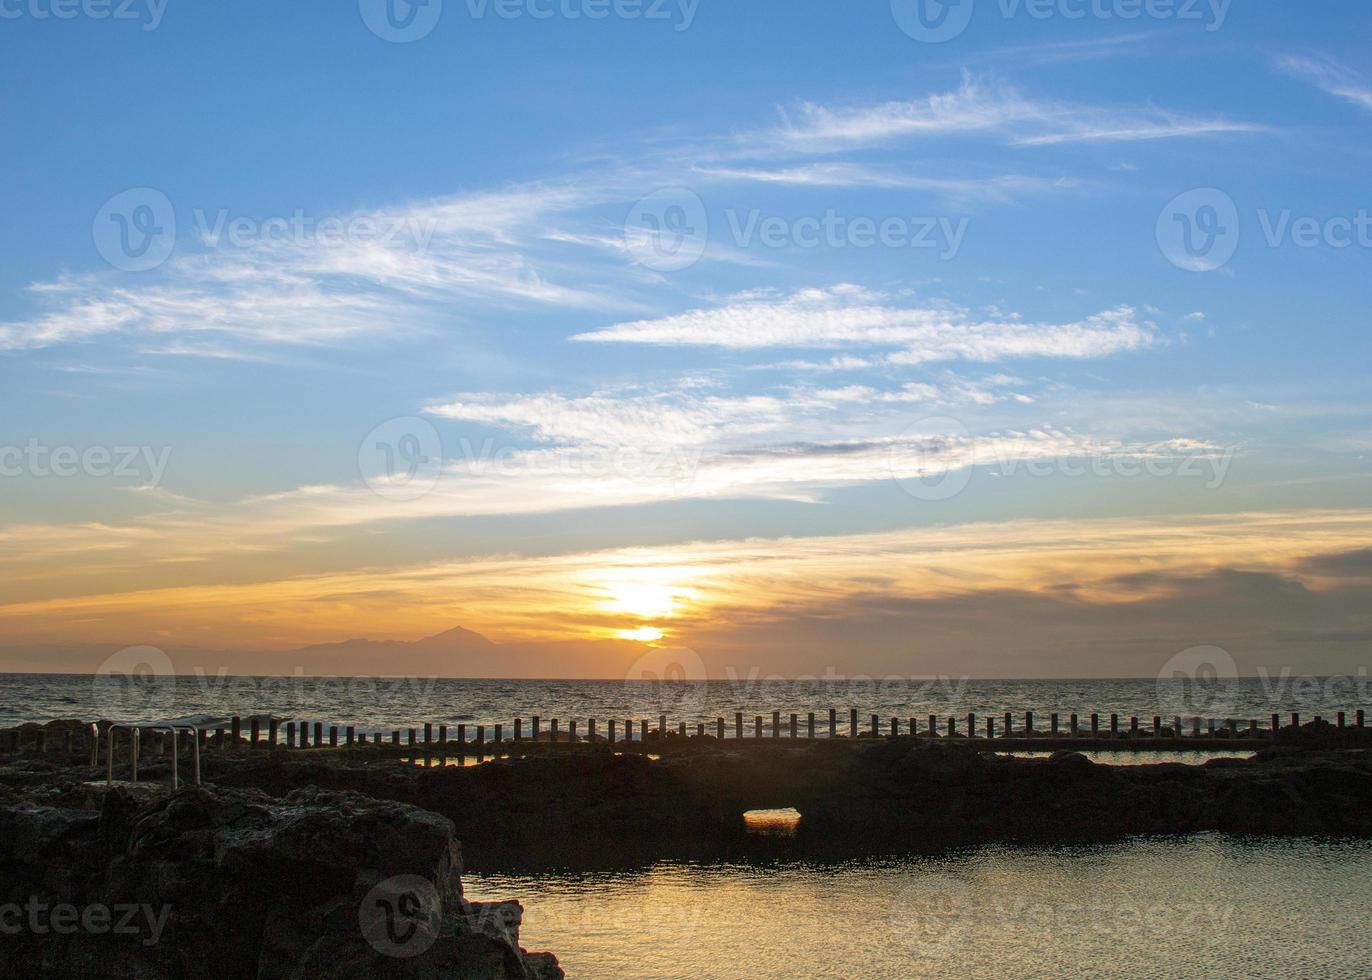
left=466, top=836, right=1372, bottom=978
left=743, top=808, right=802, bottom=838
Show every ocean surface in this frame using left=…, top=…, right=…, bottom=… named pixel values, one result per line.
left=466, top=835, right=1372, bottom=978
left=1, top=673, right=1366, bottom=731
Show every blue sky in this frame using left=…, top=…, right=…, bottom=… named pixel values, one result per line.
left=1, top=1, right=1370, bottom=672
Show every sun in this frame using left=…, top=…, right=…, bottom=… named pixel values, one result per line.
left=605, top=582, right=679, bottom=619
left=616, top=626, right=665, bottom=642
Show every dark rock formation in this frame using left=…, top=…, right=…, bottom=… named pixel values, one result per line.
left=0, top=783, right=561, bottom=979
left=99, top=736, right=1371, bottom=870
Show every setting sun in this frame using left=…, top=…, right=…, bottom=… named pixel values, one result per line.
left=616, top=627, right=665, bottom=642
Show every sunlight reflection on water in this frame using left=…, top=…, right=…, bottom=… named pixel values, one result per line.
left=466, top=836, right=1372, bottom=978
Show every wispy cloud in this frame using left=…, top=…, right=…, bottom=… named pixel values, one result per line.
left=757, top=75, right=1265, bottom=152
left=573, top=285, right=1156, bottom=363
left=693, top=162, right=1077, bottom=205
left=1274, top=54, right=1372, bottom=113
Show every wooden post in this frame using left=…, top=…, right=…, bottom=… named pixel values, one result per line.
left=717, top=718, right=725, bottom=740
left=1174, top=716, right=1182, bottom=737
left=327, top=726, right=336, bottom=747
left=965, top=713, right=974, bottom=739
left=1338, top=711, right=1346, bottom=728
left=1110, top=714, right=1119, bottom=735
left=215, top=727, right=226, bottom=750
left=532, top=716, right=540, bottom=739
left=477, top=725, right=486, bottom=745
left=946, top=716, right=954, bottom=737
left=987, top=717, right=995, bottom=739
left=1026, top=711, right=1034, bottom=735
left=249, top=718, right=260, bottom=749
left=659, top=714, right=667, bottom=736
left=755, top=716, right=762, bottom=738
left=514, top=718, right=522, bottom=741
left=494, top=723, right=503, bottom=744
left=790, top=713, right=798, bottom=738
left=1070, top=714, right=1078, bottom=736
left=457, top=724, right=467, bottom=745
left=424, top=723, right=432, bottom=747
left=1291, top=712, right=1300, bottom=728
left=1153, top=716, right=1161, bottom=736
left=230, top=716, right=242, bottom=750
left=677, top=722, right=685, bottom=737
left=927, top=714, right=936, bottom=737
left=551, top=719, right=560, bottom=741
left=909, top=718, right=917, bottom=738
left=773, top=711, right=781, bottom=738
left=1358, top=710, right=1365, bottom=728
left=1050, top=713, right=1058, bottom=737
left=736, top=713, right=744, bottom=739
left=315, top=722, right=323, bottom=745
left=828, top=708, right=836, bottom=738
left=696, top=722, right=704, bottom=738
left=1004, top=712, right=1012, bottom=736
left=408, top=728, right=416, bottom=747
left=808, top=712, right=815, bottom=739
left=1208, top=719, right=1216, bottom=736
left=640, top=720, right=648, bottom=742
left=286, top=722, right=296, bottom=748
left=607, top=720, right=616, bottom=744
left=1090, top=713, right=1099, bottom=736
left=849, top=708, right=858, bottom=738
left=1270, top=713, right=1279, bottom=736
left=870, top=714, right=879, bottom=737
left=1129, top=716, right=1138, bottom=735
left=587, top=718, right=596, bottom=741
left=268, top=719, right=278, bottom=748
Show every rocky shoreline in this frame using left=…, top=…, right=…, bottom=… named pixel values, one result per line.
left=5, top=720, right=1372, bottom=975
left=0, top=770, right=563, bottom=978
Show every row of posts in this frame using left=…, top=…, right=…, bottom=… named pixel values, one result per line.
left=4, top=709, right=1368, bottom=756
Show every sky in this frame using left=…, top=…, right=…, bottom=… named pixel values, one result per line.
left=1, top=1, right=1370, bottom=677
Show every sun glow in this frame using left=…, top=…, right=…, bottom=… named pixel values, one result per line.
left=617, top=626, right=665, bottom=642
left=595, top=567, right=699, bottom=620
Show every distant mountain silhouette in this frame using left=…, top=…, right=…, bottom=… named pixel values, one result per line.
left=0, top=626, right=651, bottom=679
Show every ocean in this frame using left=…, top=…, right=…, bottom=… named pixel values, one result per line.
left=466, top=835, right=1372, bottom=977
left=2, top=672, right=1366, bottom=732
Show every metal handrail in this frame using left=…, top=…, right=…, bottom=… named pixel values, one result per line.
left=105, top=722, right=202, bottom=789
